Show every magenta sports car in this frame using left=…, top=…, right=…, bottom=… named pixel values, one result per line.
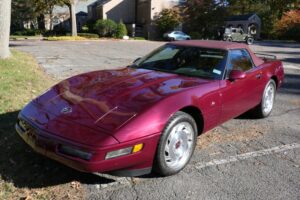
left=16, top=40, right=284, bottom=176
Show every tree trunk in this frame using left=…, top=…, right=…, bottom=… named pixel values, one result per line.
left=71, top=1, right=77, bottom=36
left=0, top=0, right=12, bottom=59
left=67, top=4, right=72, bottom=31
left=49, top=8, right=53, bottom=31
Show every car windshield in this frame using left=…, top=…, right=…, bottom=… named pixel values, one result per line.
left=132, top=44, right=227, bottom=80
left=174, top=31, right=184, bottom=35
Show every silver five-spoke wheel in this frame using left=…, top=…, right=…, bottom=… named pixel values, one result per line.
left=154, top=111, right=197, bottom=176
left=253, top=79, right=276, bottom=118
left=263, top=82, right=275, bottom=115
left=164, top=122, right=194, bottom=170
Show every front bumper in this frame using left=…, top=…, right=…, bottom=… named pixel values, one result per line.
left=15, top=118, right=160, bottom=175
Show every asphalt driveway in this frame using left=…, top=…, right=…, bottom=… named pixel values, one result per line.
left=11, top=40, right=300, bottom=200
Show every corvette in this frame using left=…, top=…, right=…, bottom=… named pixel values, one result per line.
left=16, top=40, right=284, bottom=176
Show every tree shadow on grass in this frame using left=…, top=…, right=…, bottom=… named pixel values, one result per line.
left=0, top=111, right=114, bottom=189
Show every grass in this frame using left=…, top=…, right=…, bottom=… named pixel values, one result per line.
left=133, top=37, right=146, bottom=40
left=45, top=36, right=87, bottom=41
left=0, top=50, right=54, bottom=114
left=0, top=50, right=87, bottom=199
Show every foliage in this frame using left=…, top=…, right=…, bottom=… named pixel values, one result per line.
left=153, top=9, right=182, bottom=35
left=182, top=0, right=227, bottom=39
left=11, top=0, right=37, bottom=32
left=225, top=0, right=300, bottom=39
left=94, top=19, right=117, bottom=37
left=78, top=33, right=99, bottom=39
left=189, top=32, right=202, bottom=39
left=274, top=9, right=300, bottom=41
left=114, top=21, right=128, bottom=38
left=85, top=19, right=97, bottom=33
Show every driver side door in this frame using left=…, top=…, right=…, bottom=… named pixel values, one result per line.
left=219, top=49, right=264, bottom=122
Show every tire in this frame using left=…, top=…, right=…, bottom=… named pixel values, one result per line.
left=154, top=111, right=197, bottom=176
left=226, top=37, right=233, bottom=42
left=252, top=79, right=276, bottom=118
left=169, top=37, right=175, bottom=41
left=246, top=37, right=254, bottom=45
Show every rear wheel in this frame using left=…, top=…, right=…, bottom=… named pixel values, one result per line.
left=252, top=79, right=276, bottom=118
left=154, top=111, right=197, bottom=176
left=246, top=37, right=254, bottom=45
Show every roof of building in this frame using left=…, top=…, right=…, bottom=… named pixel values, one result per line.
left=226, top=13, right=256, bottom=21
left=171, top=40, right=264, bottom=66
left=88, top=0, right=111, bottom=7
left=76, top=11, right=88, bottom=16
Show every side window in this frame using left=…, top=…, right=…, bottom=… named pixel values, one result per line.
left=227, top=49, right=253, bottom=76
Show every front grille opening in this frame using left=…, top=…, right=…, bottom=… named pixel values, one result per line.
left=58, top=145, right=92, bottom=161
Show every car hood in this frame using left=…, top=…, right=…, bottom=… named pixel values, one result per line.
left=34, top=67, right=212, bottom=134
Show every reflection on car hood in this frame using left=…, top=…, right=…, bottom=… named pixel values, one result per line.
left=34, top=67, right=211, bottom=133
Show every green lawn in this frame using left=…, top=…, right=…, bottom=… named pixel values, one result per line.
left=0, top=51, right=86, bottom=199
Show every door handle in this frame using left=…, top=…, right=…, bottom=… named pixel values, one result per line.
left=256, top=74, right=262, bottom=79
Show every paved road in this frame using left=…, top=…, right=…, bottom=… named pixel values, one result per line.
left=11, top=40, right=300, bottom=200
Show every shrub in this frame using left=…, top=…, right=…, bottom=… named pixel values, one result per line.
left=86, top=19, right=97, bottom=33
left=114, top=21, right=128, bottom=38
left=189, top=32, right=201, bottom=39
left=274, top=9, right=300, bottom=41
left=43, top=28, right=67, bottom=37
left=94, top=19, right=117, bottom=37
left=12, top=29, right=41, bottom=36
left=78, top=33, right=99, bottom=39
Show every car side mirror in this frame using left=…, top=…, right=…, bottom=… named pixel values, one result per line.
left=133, top=57, right=141, bottom=63
left=229, top=70, right=246, bottom=81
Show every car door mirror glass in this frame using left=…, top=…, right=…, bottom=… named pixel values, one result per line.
left=229, top=70, right=246, bottom=80
left=133, top=57, right=141, bottom=63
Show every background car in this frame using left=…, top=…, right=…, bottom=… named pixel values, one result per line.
left=16, top=40, right=283, bottom=177
left=223, top=27, right=254, bottom=45
left=163, top=31, right=191, bottom=41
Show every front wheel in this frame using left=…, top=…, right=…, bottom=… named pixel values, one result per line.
left=154, top=111, right=197, bottom=176
left=226, top=37, right=233, bottom=42
left=252, top=79, right=276, bottom=118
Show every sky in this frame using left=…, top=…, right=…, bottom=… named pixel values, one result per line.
left=77, top=0, right=98, bottom=12
left=54, top=0, right=98, bottom=13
